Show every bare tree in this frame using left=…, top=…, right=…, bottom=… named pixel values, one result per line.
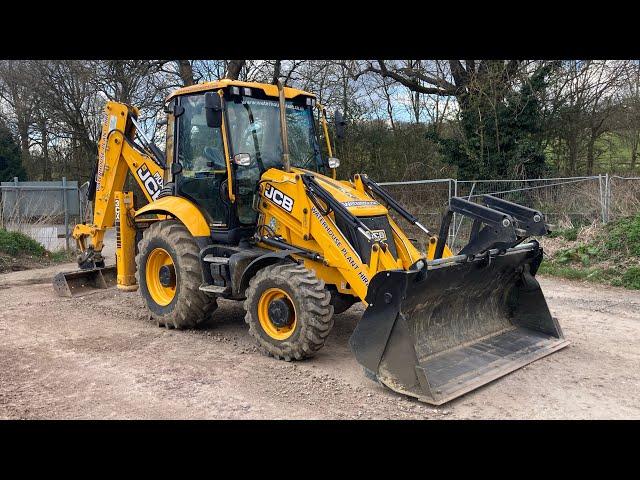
left=547, top=60, right=627, bottom=174
left=225, top=60, right=246, bottom=80
left=612, top=61, right=640, bottom=172
left=0, top=61, right=38, bottom=165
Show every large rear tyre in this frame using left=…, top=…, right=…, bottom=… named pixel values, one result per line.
left=244, top=262, right=334, bottom=361
left=135, top=220, right=217, bottom=329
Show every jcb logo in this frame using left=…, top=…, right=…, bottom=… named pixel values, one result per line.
left=137, top=165, right=163, bottom=200
left=264, top=184, right=294, bottom=212
left=370, top=229, right=387, bottom=242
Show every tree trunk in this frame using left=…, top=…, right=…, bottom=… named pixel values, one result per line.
left=272, top=60, right=281, bottom=84
left=225, top=60, right=245, bottom=80
left=177, top=60, right=194, bottom=86
left=567, top=136, right=578, bottom=175
left=586, top=136, right=596, bottom=175
left=40, top=118, right=50, bottom=180
left=16, top=117, right=30, bottom=170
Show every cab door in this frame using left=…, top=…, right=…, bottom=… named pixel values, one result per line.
left=174, top=93, right=230, bottom=228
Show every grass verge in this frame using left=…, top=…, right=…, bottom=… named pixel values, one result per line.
left=0, top=228, right=75, bottom=273
left=539, top=213, right=640, bottom=290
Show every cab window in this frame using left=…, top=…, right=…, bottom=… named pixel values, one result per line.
left=176, top=94, right=228, bottom=226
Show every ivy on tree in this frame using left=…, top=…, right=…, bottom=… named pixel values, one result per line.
left=0, top=122, right=27, bottom=182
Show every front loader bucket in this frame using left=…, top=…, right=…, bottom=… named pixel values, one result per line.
left=349, top=244, right=569, bottom=405
left=53, top=266, right=117, bottom=297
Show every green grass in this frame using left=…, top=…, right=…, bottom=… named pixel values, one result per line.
left=540, top=213, right=640, bottom=289
left=0, top=228, right=46, bottom=257
left=548, top=226, right=579, bottom=241
left=619, top=267, right=640, bottom=289
left=47, top=249, right=76, bottom=263
left=538, top=262, right=619, bottom=284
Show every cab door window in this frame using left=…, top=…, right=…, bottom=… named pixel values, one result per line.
left=176, top=94, right=228, bottom=226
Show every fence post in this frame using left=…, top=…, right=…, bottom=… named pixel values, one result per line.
left=450, top=179, right=458, bottom=246
left=13, top=176, right=20, bottom=226
left=598, top=174, right=605, bottom=223
left=604, top=173, right=611, bottom=224
left=62, top=177, right=70, bottom=251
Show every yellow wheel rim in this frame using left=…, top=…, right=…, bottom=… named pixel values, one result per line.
left=257, top=288, right=297, bottom=340
left=145, top=248, right=176, bottom=306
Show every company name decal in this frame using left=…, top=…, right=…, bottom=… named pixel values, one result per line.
left=264, top=184, right=294, bottom=212
left=342, top=200, right=379, bottom=208
left=137, top=165, right=163, bottom=200
left=114, top=198, right=121, bottom=249
left=311, top=206, right=369, bottom=286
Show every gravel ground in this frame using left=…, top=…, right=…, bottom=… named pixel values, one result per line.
left=1, top=260, right=638, bottom=419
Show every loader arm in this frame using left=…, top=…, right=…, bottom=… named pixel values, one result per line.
left=254, top=168, right=426, bottom=303
left=73, top=101, right=166, bottom=266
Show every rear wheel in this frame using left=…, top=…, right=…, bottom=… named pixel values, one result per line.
left=136, top=220, right=217, bottom=329
left=244, top=262, right=334, bottom=361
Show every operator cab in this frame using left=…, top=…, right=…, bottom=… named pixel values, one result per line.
left=165, top=80, right=331, bottom=245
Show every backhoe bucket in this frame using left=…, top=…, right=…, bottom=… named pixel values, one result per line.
left=349, top=244, right=568, bottom=405
left=53, top=266, right=117, bottom=297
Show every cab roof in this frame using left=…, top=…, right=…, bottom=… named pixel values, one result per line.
left=166, top=79, right=316, bottom=102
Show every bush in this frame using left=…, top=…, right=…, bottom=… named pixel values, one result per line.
left=621, top=267, right=640, bottom=289
left=548, top=226, right=579, bottom=241
left=604, top=212, right=640, bottom=257
left=541, top=212, right=640, bottom=290
left=0, top=228, right=46, bottom=256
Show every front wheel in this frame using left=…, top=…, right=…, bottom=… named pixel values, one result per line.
left=135, top=220, right=217, bottom=329
left=244, top=262, right=334, bottom=361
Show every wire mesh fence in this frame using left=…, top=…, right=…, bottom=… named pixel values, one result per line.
left=380, top=174, right=640, bottom=252
left=608, top=176, right=640, bottom=223
left=0, top=177, right=86, bottom=251
left=376, top=179, right=453, bottom=245
left=1, top=174, right=639, bottom=255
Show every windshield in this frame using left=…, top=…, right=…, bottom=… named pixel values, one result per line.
left=226, top=96, right=325, bottom=173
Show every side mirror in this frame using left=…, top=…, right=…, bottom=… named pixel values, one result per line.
left=334, top=110, right=346, bottom=139
left=328, top=157, right=340, bottom=169
left=233, top=153, right=252, bottom=167
left=205, top=92, right=223, bottom=129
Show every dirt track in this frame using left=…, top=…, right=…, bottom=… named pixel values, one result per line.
left=1, top=260, right=639, bottom=419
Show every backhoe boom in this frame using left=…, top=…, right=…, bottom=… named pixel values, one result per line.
left=73, top=101, right=165, bottom=266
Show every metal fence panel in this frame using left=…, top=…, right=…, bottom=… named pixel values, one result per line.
left=0, top=178, right=81, bottom=251
left=1, top=180, right=80, bottom=217
left=0, top=174, right=638, bottom=255
left=608, top=176, right=640, bottom=222
left=453, top=176, right=604, bottom=249
left=377, top=175, right=640, bottom=252
left=378, top=179, right=454, bottom=245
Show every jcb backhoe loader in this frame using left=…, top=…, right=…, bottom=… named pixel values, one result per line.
left=53, top=79, right=568, bottom=405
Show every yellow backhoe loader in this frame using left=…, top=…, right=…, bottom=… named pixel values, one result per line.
left=53, top=79, right=568, bottom=405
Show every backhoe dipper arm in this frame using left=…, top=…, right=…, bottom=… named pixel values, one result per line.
left=73, top=101, right=166, bottom=263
